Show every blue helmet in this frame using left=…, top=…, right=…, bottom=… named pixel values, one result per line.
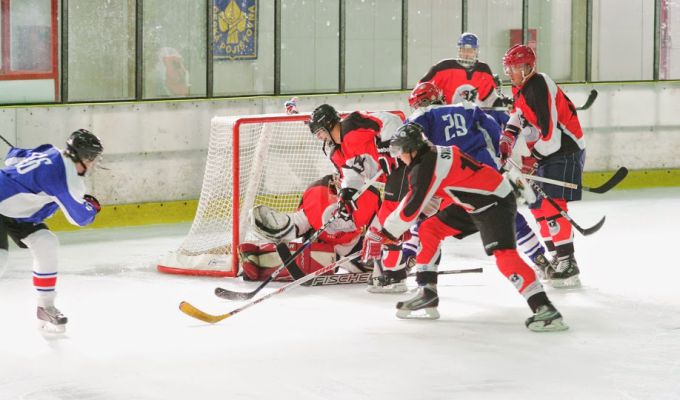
left=457, top=33, right=479, bottom=67
left=457, top=33, right=479, bottom=49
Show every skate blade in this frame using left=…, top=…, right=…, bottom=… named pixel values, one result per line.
left=527, top=318, right=569, bottom=332
left=38, top=320, right=66, bottom=334
left=550, top=275, right=581, bottom=289
left=396, top=307, right=440, bottom=320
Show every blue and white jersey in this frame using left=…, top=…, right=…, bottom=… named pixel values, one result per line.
left=408, top=102, right=502, bottom=169
left=0, top=145, right=97, bottom=226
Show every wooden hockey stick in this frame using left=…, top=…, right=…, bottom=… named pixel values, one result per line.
left=508, top=159, right=605, bottom=236
left=180, top=252, right=361, bottom=324
left=214, top=170, right=384, bottom=301
left=576, top=89, right=598, bottom=111
left=524, top=166, right=628, bottom=194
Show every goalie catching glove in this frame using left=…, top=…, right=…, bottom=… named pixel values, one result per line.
left=361, top=227, right=399, bottom=263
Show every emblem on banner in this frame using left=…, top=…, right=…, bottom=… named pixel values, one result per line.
left=213, top=0, right=258, bottom=60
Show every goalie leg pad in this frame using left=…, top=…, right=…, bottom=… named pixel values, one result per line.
left=238, top=242, right=336, bottom=281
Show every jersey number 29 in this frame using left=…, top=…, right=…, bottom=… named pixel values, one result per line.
left=442, top=114, right=468, bottom=141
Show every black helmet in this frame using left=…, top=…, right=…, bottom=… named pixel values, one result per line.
left=389, top=123, right=428, bottom=157
left=65, top=129, right=104, bottom=162
left=308, top=104, right=340, bottom=135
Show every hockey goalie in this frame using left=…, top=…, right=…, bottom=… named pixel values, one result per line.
left=241, top=173, right=380, bottom=281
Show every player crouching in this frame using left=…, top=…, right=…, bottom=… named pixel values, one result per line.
left=361, top=123, right=567, bottom=332
left=246, top=173, right=381, bottom=278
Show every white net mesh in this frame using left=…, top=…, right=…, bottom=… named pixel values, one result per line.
left=157, top=113, right=335, bottom=276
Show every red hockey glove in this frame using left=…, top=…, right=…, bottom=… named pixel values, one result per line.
left=361, top=227, right=397, bottom=263
left=521, top=156, right=539, bottom=174
left=336, top=187, right=358, bottom=221
left=499, top=130, right=517, bottom=165
left=84, top=194, right=101, bottom=213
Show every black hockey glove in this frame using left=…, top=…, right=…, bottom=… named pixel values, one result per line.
left=84, top=194, right=101, bottom=213
left=336, top=187, right=358, bottom=221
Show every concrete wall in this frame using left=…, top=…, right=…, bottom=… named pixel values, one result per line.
left=0, top=81, right=678, bottom=206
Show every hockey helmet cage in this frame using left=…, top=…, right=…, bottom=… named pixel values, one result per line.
left=308, top=104, right=340, bottom=136
left=457, top=32, right=479, bottom=68
left=389, top=122, right=428, bottom=157
left=65, top=129, right=103, bottom=162
left=409, top=82, right=444, bottom=109
left=503, top=44, right=536, bottom=74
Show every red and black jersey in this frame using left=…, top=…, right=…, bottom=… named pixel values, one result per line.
left=419, top=59, right=497, bottom=105
left=329, top=111, right=395, bottom=188
left=299, top=174, right=380, bottom=245
left=511, top=73, right=585, bottom=159
left=382, top=146, right=512, bottom=238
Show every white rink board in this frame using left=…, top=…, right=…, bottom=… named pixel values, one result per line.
left=0, top=188, right=679, bottom=400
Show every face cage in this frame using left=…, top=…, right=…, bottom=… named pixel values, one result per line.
left=457, top=47, right=478, bottom=68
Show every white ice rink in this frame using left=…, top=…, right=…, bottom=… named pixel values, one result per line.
left=1, top=188, right=679, bottom=400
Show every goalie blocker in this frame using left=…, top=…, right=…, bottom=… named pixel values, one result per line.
left=239, top=241, right=337, bottom=281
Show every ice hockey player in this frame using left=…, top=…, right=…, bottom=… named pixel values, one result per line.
left=500, top=44, right=586, bottom=288
left=0, top=129, right=103, bottom=333
left=406, top=81, right=552, bottom=279
left=247, top=173, right=380, bottom=278
left=361, top=123, right=568, bottom=332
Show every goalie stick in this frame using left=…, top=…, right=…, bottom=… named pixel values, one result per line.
left=179, top=252, right=361, bottom=324
left=303, top=267, right=484, bottom=287
left=214, top=170, right=384, bottom=301
left=507, top=159, right=605, bottom=236
left=576, top=89, right=598, bottom=111
left=524, top=166, right=628, bottom=194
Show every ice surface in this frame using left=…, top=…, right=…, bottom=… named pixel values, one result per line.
left=1, top=188, right=679, bottom=400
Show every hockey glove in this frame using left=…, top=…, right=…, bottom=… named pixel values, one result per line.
left=336, top=187, right=358, bottom=221
left=84, top=194, right=101, bottom=213
left=499, top=130, right=517, bottom=165
left=521, top=156, right=539, bottom=174
left=361, top=227, right=398, bottom=263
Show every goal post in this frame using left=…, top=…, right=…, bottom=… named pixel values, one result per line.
left=157, top=110, right=404, bottom=277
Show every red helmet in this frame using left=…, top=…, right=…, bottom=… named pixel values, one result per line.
left=503, top=44, right=536, bottom=71
left=408, top=82, right=444, bottom=109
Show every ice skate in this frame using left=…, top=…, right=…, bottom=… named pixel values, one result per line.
left=531, top=253, right=553, bottom=281
left=37, top=306, right=68, bottom=333
left=249, top=205, right=297, bottom=243
left=549, top=254, right=581, bottom=288
left=395, top=284, right=439, bottom=319
left=367, top=268, right=407, bottom=294
left=525, top=304, right=568, bottom=332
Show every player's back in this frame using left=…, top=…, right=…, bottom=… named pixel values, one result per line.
left=409, top=102, right=500, bottom=168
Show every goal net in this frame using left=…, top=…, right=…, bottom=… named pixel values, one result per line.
left=157, top=111, right=403, bottom=277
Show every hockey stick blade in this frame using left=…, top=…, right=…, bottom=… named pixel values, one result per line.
left=179, top=301, right=233, bottom=324
left=577, top=215, right=606, bottom=236
left=576, top=89, right=598, bottom=111
left=587, top=167, right=628, bottom=194
left=304, top=267, right=484, bottom=287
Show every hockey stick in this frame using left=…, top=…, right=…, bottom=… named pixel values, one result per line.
left=523, top=166, right=628, bottom=194
left=214, top=170, right=384, bottom=301
left=576, top=89, right=598, bottom=111
left=508, top=159, right=605, bottom=236
left=0, top=133, right=14, bottom=147
left=180, top=252, right=361, bottom=324
left=304, top=267, right=484, bottom=287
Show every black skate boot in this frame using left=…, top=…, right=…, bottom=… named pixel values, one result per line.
left=525, top=303, right=569, bottom=332
left=531, top=253, right=553, bottom=281
left=550, top=254, right=581, bottom=288
left=367, top=267, right=408, bottom=294
left=37, top=305, right=68, bottom=333
left=395, top=283, right=439, bottom=319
